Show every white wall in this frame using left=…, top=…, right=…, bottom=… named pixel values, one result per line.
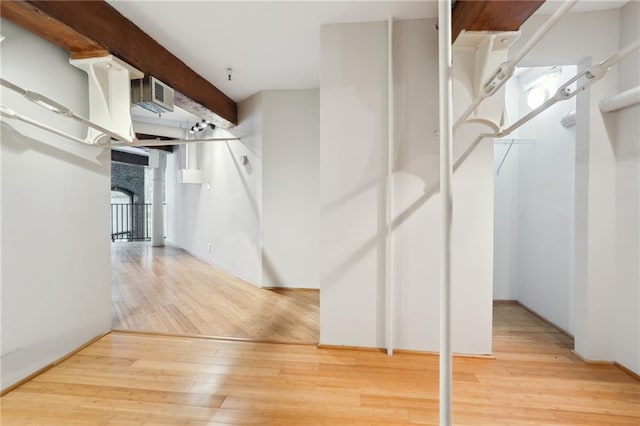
left=493, top=79, right=522, bottom=301
left=166, top=89, right=320, bottom=289
left=262, top=90, right=319, bottom=288
left=611, top=0, right=640, bottom=375
left=514, top=7, right=639, bottom=374
left=493, top=142, right=520, bottom=301
left=517, top=66, right=577, bottom=334
left=166, top=93, right=263, bottom=285
left=320, top=21, right=387, bottom=348
left=0, top=20, right=111, bottom=391
left=516, top=9, right=620, bottom=364
left=320, top=19, right=493, bottom=354
left=494, top=66, right=577, bottom=334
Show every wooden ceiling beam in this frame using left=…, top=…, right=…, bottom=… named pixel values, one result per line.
left=452, top=0, right=546, bottom=43
left=0, top=1, right=107, bottom=56
left=0, top=1, right=237, bottom=127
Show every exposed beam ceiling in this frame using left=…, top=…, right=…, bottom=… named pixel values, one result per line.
left=0, top=1, right=106, bottom=57
left=0, top=0, right=237, bottom=127
left=452, top=0, right=546, bottom=43
left=107, top=1, right=625, bottom=102
left=1, top=0, right=563, bottom=124
left=107, top=1, right=438, bottom=102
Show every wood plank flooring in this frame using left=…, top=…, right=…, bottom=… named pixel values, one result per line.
left=111, top=243, right=319, bottom=344
left=2, top=304, right=638, bottom=425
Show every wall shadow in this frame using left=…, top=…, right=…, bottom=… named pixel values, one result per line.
left=1, top=122, right=109, bottom=175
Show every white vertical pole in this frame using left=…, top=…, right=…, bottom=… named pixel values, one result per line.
left=386, top=16, right=395, bottom=356
left=151, top=151, right=166, bottom=247
left=438, top=1, right=453, bottom=425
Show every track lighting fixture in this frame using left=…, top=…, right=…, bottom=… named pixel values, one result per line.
left=189, top=119, right=216, bottom=134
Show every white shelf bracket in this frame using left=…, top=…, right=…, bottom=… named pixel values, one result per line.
left=453, top=30, right=520, bottom=132
left=70, top=55, right=143, bottom=145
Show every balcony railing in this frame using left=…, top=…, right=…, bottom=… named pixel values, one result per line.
left=111, top=203, right=151, bottom=241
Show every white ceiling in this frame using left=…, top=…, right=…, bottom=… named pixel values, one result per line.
left=108, top=1, right=437, bottom=102
left=109, top=0, right=630, bottom=103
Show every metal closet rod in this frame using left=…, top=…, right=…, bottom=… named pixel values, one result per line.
left=453, top=0, right=577, bottom=132
left=600, top=85, right=640, bottom=112
left=495, top=38, right=640, bottom=139
left=0, top=105, right=89, bottom=145
left=108, top=137, right=239, bottom=147
left=459, top=38, right=640, bottom=170
left=0, top=78, right=239, bottom=147
left=0, top=77, right=134, bottom=143
left=494, top=138, right=535, bottom=143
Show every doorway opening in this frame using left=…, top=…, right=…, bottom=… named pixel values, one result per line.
left=110, top=157, right=153, bottom=242
left=493, top=65, right=578, bottom=343
left=110, top=144, right=319, bottom=344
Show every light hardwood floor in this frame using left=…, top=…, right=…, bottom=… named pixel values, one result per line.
left=2, top=304, right=638, bottom=425
left=112, top=243, right=319, bottom=344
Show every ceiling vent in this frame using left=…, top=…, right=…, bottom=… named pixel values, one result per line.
left=132, top=76, right=174, bottom=114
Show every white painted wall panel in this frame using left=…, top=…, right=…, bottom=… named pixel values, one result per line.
left=166, top=89, right=320, bottom=289
left=262, top=90, right=320, bottom=288
left=613, top=0, right=640, bottom=375
left=510, top=66, right=577, bottom=334
left=319, top=21, right=388, bottom=347
left=0, top=20, right=111, bottom=391
left=165, top=94, right=263, bottom=285
left=320, top=19, right=493, bottom=354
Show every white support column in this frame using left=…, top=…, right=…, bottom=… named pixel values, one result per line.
left=150, top=150, right=167, bottom=247
left=438, top=1, right=453, bottom=425
left=385, top=15, right=395, bottom=357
